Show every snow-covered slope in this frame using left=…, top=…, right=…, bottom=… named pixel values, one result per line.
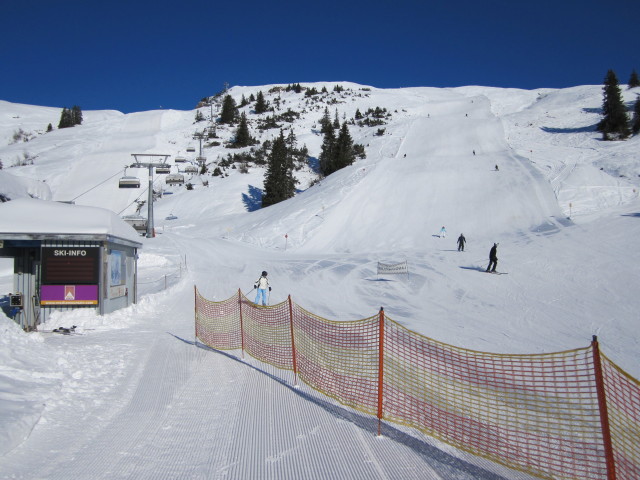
left=0, top=83, right=639, bottom=479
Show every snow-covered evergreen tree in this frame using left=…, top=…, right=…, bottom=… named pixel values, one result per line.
left=255, top=91, right=268, bottom=114
left=628, top=69, right=640, bottom=89
left=597, top=70, right=630, bottom=140
left=632, top=97, right=640, bottom=135
left=262, top=130, right=296, bottom=207
left=233, top=112, right=253, bottom=147
left=220, top=94, right=238, bottom=125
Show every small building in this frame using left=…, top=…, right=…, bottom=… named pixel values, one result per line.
left=0, top=198, right=143, bottom=330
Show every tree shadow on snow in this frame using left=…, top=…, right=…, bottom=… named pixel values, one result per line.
left=539, top=124, right=598, bottom=134
left=182, top=335, right=514, bottom=480
left=242, top=185, right=262, bottom=212
left=307, top=156, right=320, bottom=174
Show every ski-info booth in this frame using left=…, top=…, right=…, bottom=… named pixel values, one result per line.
left=0, top=198, right=143, bottom=331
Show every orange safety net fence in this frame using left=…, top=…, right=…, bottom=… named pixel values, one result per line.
left=194, top=287, right=640, bottom=480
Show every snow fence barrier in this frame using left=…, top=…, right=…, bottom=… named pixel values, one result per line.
left=194, top=287, right=640, bottom=480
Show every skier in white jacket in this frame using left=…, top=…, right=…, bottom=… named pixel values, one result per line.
left=254, top=271, right=271, bottom=306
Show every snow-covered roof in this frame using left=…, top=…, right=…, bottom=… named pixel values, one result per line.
left=0, top=198, right=142, bottom=247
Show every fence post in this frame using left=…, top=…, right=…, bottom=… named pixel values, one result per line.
left=288, top=295, right=298, bottom=386
left=194, top=285, right=198, bottom=342
left=592, top=335, right=616, bottom=480
left=377, top=307, right=385, bottom=436
left=238, top=288, right=245, bottom=360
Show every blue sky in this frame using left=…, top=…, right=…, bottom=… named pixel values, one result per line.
left=2, top=0, right=639, bottom=113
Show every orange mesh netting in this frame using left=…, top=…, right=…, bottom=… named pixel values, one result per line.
left=194, top=287, right=640, bottom=480
left=600, top=353, right=640, bottom=480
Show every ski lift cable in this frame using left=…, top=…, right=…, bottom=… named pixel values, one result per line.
left=71, top=168, right=126, bottom=202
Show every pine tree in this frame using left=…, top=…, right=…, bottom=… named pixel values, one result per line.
left=334, top=122, right=356, bottom=170
left=71, top=105, right=83, bottom=125
left=255, top=91, right=268, bottom=114
left=262, top=130, right=296, bottom=207
left=629, top=69, right=640, bottom=89
left=286, top=129, right=297, bottom=150
left=632, top=97, right=640, bottom=135
left=234, top=112, right=253, bottom=147
left=220, top=94, right=238, bottom=124
left=319, top=107, right=332, bottom=134
left=333, top=109, right=340, bottom=129
left=597, top=70, right=630, bottom=140
left=58, top=108, right=73, bottom=128
left=319, top=127, right=336, bottom=176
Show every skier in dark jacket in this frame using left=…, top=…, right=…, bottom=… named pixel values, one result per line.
left=486, top=243, right=498, bottom=272
left=457, top=234, right=466, bottom=252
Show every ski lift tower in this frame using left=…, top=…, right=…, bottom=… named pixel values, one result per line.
left=130, top=154, right=171, bottom=238
left=192, top=132, right=207, bottom=168
left=192, top=132, right=206, bottom=157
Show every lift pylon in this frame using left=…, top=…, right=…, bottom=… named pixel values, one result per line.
left=129, top=154, right=171, bottom=238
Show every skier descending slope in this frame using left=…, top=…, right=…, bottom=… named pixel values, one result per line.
left=486, top=243, right=498, bottom=273
left=254, top=271, right=271, bottom=306
left=457, top=233, right=466, bottom=252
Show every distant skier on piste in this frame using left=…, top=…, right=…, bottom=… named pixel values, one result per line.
left=439, top=226, right=447, bottom=238
left=254, top=271, right=271, bottom=306
left=457, top=234, right=466, bottom=252
left=486, top=243, right=498, bottom=273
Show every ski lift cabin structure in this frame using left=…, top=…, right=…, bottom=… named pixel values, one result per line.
left=0, top=199, right=143, bottom=331
left=174, top=156, right=187, bottom=163
left=121, top=214, right=148, bottom=235
left=119, top=176, right=141, bottom=188
left=166, top=174, right=185, bottom=185
left=186, top=146, right=196, bottom=153
left=184, top=165, right=198, bottom=174
left=155, top=165, right=171, bottom=175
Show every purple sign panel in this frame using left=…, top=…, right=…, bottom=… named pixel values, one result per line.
left=41, top=285, right=98, bottom=305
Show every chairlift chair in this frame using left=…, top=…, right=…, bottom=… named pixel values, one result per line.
left=186, top=147, right=196, bottom=153
left=156, top=165, right=171, bottom=174
left=119, top=176, right=141, bottom=188
left=122, top=214, right=148, bottom=234
left=165, top=174, right=185, bottom=185
left=174, top=156, right=187, bottom=163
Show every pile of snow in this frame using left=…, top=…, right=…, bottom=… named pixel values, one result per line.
left=0, top=198, right=141, bottom=244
